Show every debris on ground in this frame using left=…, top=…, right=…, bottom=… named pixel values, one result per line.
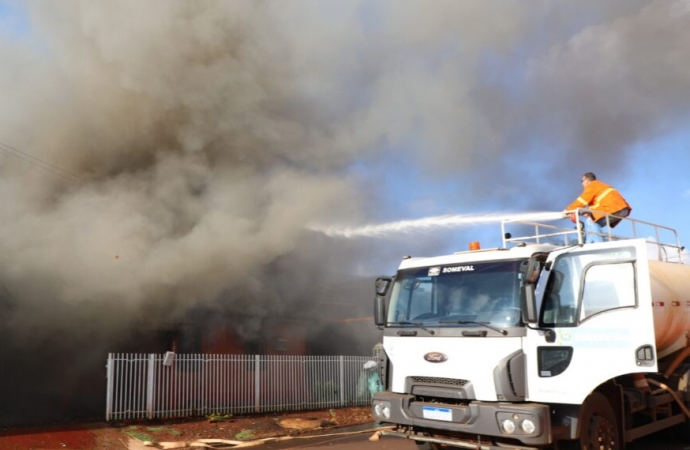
left=0, top=406, right=375, bottom=449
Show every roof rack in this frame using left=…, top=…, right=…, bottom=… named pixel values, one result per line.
left=501, top=211, right=685, bottom=263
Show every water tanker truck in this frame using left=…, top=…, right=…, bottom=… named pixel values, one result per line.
left=371, top=211, right=690, bottom=449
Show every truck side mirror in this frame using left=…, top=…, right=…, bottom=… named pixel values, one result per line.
left=374, top=277, right=393, bottom=327
left=522, top=256, right=543, bottom=285
left=375, top=295, right=386, bottom=327
left=520, top=254, right=546, bottom=324
left=375, top=277, right=392, bottom=296
left=521, top=284, right=538, bottom=324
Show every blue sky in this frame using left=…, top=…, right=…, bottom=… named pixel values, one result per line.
left=626, top=131, right=690, bottom=219
left=0, top=1, right=689, bottom=297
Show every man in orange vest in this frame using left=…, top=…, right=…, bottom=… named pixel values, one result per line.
left=565, top=172, right=632, bottom=243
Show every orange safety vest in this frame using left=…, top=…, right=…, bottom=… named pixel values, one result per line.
left=566, top=180, right=631, bottom=222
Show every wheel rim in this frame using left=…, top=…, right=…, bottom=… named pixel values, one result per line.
left=579, top=393, right=618, bottom=450
left=583, top=413, right=616, bottom=449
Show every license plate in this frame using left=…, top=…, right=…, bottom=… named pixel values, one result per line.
left=422, top=406, right=452, bottom=421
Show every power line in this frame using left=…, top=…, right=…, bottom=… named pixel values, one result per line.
left=0, top=140, right=82, bottom=182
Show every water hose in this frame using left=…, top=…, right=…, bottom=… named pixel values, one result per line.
left=646, top=378, right=690, bottom=419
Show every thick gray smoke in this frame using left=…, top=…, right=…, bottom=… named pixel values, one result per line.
left=524, top=1, right=690, bottom=171
left=0, top=0, right=689, bottom=423
left=1, top=2, right=383, bottom=334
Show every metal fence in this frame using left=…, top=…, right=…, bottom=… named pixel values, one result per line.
left=105, top=353, right=378, bottom=421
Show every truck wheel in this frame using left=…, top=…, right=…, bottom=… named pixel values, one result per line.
left=575, top=392, right=620, bottom=450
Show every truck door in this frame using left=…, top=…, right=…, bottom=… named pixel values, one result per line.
left=524, top=238, right=655, bottom=405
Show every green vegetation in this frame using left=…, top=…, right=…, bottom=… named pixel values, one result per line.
left=235, top=429, right=256, bottom=440
left=124, top=429, right=156, bottom=443
left=123, top=425, right=183, bottom=443
left=207, top=412, right=234, bottom=422
left=147, top=426, right=182, bottom=436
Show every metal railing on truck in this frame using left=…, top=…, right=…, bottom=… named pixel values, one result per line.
left=501, top=211, right=685, bottom=263
left=105, top=353, right=378, bottom=421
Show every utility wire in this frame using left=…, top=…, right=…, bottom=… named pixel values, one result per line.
left=0, top=140, right=82, bottom=182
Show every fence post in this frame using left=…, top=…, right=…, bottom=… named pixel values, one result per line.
left=254, top=355, right=261, bottom=413
left=146, top=354, right=156, bottom=419
left=105, top=353, right=114, bottom=421
left=339, top=356, right=345, bottom=407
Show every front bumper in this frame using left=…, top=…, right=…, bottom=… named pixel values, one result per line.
left=379, top=429, right=541, bottom=450
left=372, top=391, right=553, bottom=447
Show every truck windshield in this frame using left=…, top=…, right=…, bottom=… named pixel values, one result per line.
left=387, top=260, right=524, bottom=328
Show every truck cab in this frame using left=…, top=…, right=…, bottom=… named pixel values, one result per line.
left=372, top=211, right=690, bottom=449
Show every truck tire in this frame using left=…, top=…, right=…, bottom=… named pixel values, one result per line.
left=572, top=392, right=620, bottom=450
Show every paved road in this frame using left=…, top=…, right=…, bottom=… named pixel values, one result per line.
left=260, top=426, right=690, bottom=449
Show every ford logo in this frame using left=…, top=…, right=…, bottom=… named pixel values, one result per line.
left=424, top=352, right=448, bottom=363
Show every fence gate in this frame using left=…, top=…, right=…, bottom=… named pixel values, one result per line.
left=105, top=353, right=379, bottom=420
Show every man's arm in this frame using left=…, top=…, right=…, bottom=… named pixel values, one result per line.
left=566, top=184, right=597, bottom=211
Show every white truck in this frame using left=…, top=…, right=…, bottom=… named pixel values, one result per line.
left=371, top=211, right=690, bottom=449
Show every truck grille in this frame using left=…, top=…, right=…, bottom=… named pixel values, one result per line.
left=409, top=376, right=468, bottom=387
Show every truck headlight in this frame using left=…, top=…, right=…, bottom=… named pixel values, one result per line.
left=521, top=419, right=536, bottom=434
left=373, top=401, right=391, bottom=419
left=382, top=405, right=391, bottom=419
left=497, top=412, right=539, bottom=435
left=501, top=419, right=516, bottom=434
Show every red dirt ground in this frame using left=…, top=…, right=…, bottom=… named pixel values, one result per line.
left=0, top=406, right=374, bottom=449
